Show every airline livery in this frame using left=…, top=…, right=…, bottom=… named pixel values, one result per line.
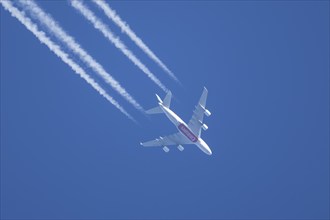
left=140, top=87, right=212, bottom=155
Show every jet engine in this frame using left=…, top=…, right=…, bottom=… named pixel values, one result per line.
left=204, top=109, right=211, bottom=117
left=202, top=124, right=208, bottom=131
left=199, top=104, right=211, bottom=117
left=177, top=145, right=184, bottom=151
left=163, top=146, right=170, bottom=153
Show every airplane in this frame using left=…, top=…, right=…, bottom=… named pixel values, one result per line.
left=140, top=87, right=212, bottom=155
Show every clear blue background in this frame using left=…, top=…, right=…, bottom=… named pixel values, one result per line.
left=1, top=1, right=329, bottom=219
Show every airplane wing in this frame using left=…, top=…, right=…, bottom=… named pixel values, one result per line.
left=188, top=87, right=210, bottom=137
left=141, top=132, right=191, bottom=147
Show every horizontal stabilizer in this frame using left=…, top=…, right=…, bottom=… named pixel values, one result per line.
left=146, top=106, right=163, bottom=114
left=163, top=91, right=172, bottom=108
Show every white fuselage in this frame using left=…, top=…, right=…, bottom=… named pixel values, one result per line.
left=159, top=103, right=212, bottom=155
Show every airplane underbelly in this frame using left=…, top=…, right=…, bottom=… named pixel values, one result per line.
left=178, top=123, right=198, bottom=143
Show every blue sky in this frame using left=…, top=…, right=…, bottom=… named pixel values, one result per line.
left=1, top=0, right=329, bottom=219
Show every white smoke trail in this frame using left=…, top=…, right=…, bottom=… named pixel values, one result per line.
left=92, top=0, right=179, bottom=82
left=71, top=0, right=168, bottom=92
left=19, top=0, right=144, bottom=112
left=0, top=0, right=136, bottom=122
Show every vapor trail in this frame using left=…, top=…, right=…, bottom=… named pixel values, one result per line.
left=71, top=0, right=168, bottom=92
left=92, top=0, right=179, bottom=83
left=19, top=0, right=144, bottom=112
left=0, top=0, right=135, bottom=121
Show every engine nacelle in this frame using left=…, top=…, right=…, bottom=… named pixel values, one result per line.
left=204, top=109, right=211, bottom=117
left=177, top=145, right=184, bottom=151
left=202, top=124, right=208, bottom=131
left=163, top=146, right=170, bottom=153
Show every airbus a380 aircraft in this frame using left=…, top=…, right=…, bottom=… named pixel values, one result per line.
left=140, top=87, right=212, bottom=155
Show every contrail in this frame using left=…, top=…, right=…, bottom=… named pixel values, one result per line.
left=71, top=0, right=168, bottom=92
left=19, top=0, right=144, bottom=112
left=0, top=0, right=135, bottom=122
left=93, top=0, right=179, bottom=83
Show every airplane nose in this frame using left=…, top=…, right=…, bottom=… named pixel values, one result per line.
left=204, top=143, right=212, bottom=155
left=203, top=143, right=212, bottom=155
left=198, top=139, right=212, bottom=155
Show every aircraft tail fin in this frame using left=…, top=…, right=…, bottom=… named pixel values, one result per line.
left=146, top=91, right=172, bottom=114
